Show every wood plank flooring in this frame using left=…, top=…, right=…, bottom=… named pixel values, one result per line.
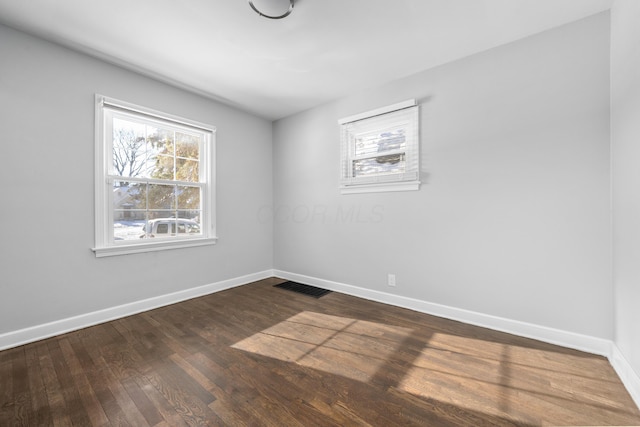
left=1, top=277, right=639, bottom=426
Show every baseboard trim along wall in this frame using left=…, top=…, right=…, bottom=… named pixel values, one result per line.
left=611, top=344, right=640, bottom=409
left=274, top=270, right=611, bottom=355
left=1, top=269, right=638, bottom=409
left=273, top=269, right=640, bottom=409
left=0, top=270, right=273, bottom=351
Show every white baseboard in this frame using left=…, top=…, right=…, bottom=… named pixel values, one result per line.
left=0, top=270, right=274, bottom=351
left=275, top=271, right=640, bottom=407
left=3, top=268, right=638, bottom=410
left=611, top=344, right=640, bottom=409
left=274, top=270, right=613, bottom=357
left=275, top=270, right=639, bottom=409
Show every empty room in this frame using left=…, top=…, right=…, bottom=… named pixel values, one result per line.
left=1, top=0, right=640, bottom=425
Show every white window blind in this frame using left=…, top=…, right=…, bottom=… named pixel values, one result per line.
left=339, top=100, right=420, bottom=193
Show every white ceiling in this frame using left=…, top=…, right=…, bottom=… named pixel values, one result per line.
left=0, top=0, right=613, bottom=120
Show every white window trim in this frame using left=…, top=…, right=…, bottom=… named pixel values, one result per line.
left=92, top=95, right=217, bottom=257
left=340, top=181, right=420, bottom=194
left=339, top=99, right=420, bottom=195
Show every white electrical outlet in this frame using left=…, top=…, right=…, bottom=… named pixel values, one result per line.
left=388, top=274, right=396, bottom=287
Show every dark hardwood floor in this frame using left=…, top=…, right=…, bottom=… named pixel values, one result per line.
left=1, top=277, right=639, bottom=426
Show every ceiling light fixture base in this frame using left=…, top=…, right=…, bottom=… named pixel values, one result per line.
left=249, top=0, right=294, bottom=19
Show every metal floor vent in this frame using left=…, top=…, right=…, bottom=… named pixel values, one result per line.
left=274, top=281, right=332, bottom=298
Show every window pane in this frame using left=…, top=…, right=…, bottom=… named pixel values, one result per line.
left=112, top=181, right=145, bottom=210
left=176, top=158, right=199, bottom=182
left=353, top=153, right=406, bottom=178
left=146, top=127, right=175, bottom=180
left=112, top=181, right=147, bottom=241
left=147, top=184, right=175, bottom=211
left=177, top=186, right=200, bottom=210
left=354, top=127, right=406, bottom=157
left=176, top=132, right=200, bottom=161
left=148, top=127, right=174, bottom=153
left=112, top=118, right=148, bottom=178
left=149, top=154, right=175, bottom=180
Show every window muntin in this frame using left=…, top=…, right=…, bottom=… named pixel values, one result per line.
left=94, top=95, right=216, bottom=256
left=340, top=101, right=419, bottom=193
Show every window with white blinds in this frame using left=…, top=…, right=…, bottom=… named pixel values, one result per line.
left=339, top=100, right=420, bottom=194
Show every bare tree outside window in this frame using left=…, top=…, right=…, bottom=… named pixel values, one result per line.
left=112, top=128, right=147, bottom=182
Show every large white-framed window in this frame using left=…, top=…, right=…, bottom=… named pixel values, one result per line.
left=93, top=95, right=216, bottom=257
left=339, top=99, right=420, bottom=194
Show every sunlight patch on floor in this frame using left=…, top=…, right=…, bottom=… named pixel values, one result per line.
left=231, top=311, right=414, bottom=382
left=397, top=332, right=633, bottom=425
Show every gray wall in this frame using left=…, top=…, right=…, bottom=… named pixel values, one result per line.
left=273, top=13, right=612, bottom=339
left=0, top=24, right=273, bottom=334
left=0, top=10, right=624, bottom=351
left=612, top=0, right=640, bottom=381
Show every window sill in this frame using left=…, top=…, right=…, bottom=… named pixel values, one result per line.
left=92, top=237, right=218, bottom=258
left=340, top=181, right=420, bottom=195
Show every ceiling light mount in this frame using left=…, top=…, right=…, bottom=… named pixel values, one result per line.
left=249, top=0, right=294, bottom=19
